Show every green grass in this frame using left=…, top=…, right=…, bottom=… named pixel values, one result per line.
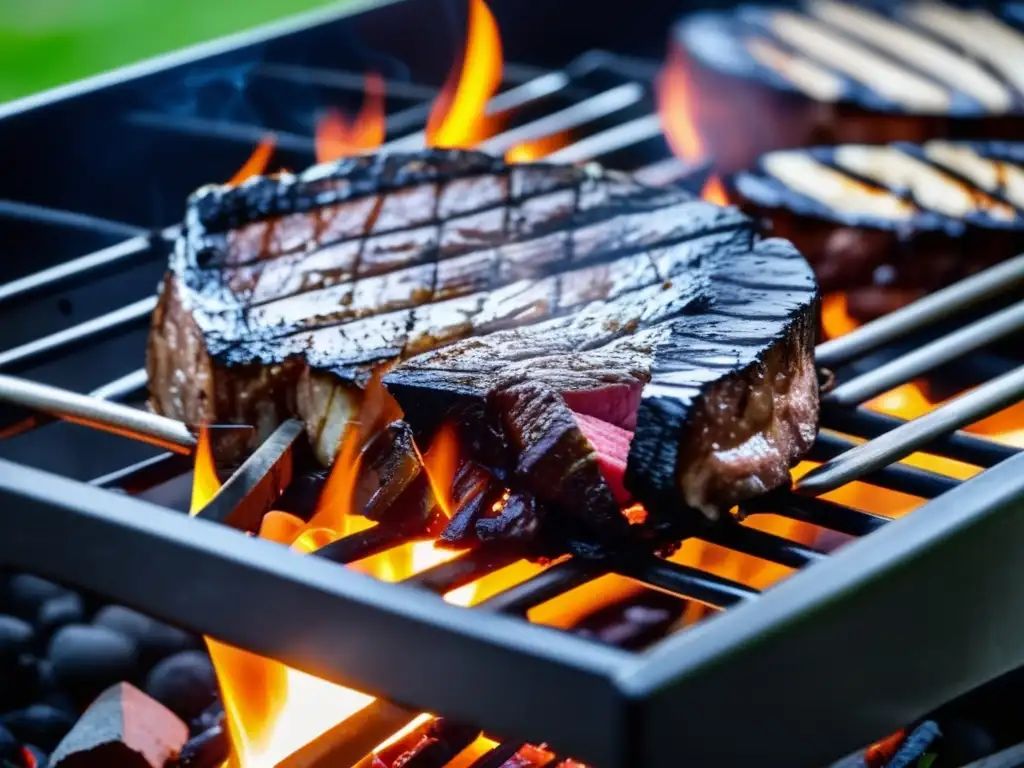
left=0, top=0, right=339, bottom=102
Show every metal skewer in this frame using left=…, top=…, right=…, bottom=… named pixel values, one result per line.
left=796, top=364, right=1024, bottom=496
left=0, top=372, right=195, bottom=453
left=815, top=253, right=1024, bottom=367
left=825, top=300, right=1024, bottom=406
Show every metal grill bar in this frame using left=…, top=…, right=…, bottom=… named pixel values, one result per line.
left=0, top=233, right=166, bottom=305
left=615, top=556, right=758, bottom=608
left=477, top=561, right=597, bottom=615
left=815, top=253, right=1024, bottom=367
left=0, top=200, right=145, bottom=238
left=746, top=494, right=888, bottom=537
left=0, top=296, right=156, bottom=372
left=800, top=366, right=1024, bottom=495
left=821, top=405, right=1016, bottom=469
left=545, top=114, right=662, bottom=164
left=826, top=300, right=1024, bottom=406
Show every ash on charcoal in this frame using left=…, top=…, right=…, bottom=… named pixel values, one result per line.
left=6, top=577, right=69, bottom=621
left=92, top=607, right=199, bottom=670
left=49, top=682, right=187, bottom=768
left=144, top=651, right=217, bottom=723
left=47, top=625, right=139, bottom=707
left=0, top=704, right=75, bottom=752
left=36, top=595, right=85, bottom=639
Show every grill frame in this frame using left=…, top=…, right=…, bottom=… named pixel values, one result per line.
left=1, top=1, right=1023, bottom=766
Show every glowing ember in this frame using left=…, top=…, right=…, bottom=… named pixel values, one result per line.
left=314, top=72, right=386, bottom=162
left=505, top=131, right=572, bottom=163
left=228, top=137, right=276, bottom=185
left=821, top=292, right=859, bottom=340
left=700, top=176, right=729, bottom=205
left=426, top=0, right=503, bottom=148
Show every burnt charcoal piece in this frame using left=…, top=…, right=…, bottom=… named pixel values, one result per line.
left=21, top=745, right=46, bottom=767
left=734, top=141, right=1024, bottom=326
left=37, top=595, right=86, bottom=639
left=48, top=682, right=188, bottom=768
left=0, top=617, right=34, bottom=660
left=360, top=421, right=423, bottom=520
left=92, top=607, right=198, bottom=670
left=0, top=725, right=18, bottom=762
left=675, top=1, right=1024, bottom=174
left=0, top=616, right=37, bottom=712
left=144, top=652, right=217, bottom=723
left=47, top=625, right=140, bottom=706
left=572, top=593, right=684, bottom=651
left=0, top=705, right=75, bottom=752
left=168, top=721, right=228, bottom=768
left=370, top=718, right=480, bottom=768
left=439, top=463, right=505, bottom=547
left=6, top=577, right=68, bottom=622
left=475, top=492, right=543, bottom=543
left=150, top=150, right=819, bottom=536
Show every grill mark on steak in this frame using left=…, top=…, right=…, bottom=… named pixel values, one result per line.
left=150, top=149, right=818, bottom=537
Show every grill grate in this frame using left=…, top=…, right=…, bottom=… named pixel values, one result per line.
left=0, top=2, right=1023, bottom=766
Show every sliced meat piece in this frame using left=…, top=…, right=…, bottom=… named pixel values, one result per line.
left=573, top=411, right=633, bottom=506
left=149, top=149, right=819, bottom=535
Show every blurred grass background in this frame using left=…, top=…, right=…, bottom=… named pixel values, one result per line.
left=0, top=0, right=338, bottom=102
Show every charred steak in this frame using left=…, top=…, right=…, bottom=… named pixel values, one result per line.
left=148, top=149, right=819, bottom=534
left=674, top=1, right=1024, bottom=173
left=734, top=140, right=1024, bottom=324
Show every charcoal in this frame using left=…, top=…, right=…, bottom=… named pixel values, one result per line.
left=0, top=705, right=75, bottom=752
left=144, top=652, right=217, bottom=723
left=572, top=593, right=683, bottom=651
left=92, top=607, right=198, bottom=671
left=0, top=616, right=37, bottom=711
left=21, top=744, right=47, bottom=768
left=371, top=718, right=479, bottom=768
left=48, top=682, right=187, bottom=768
left=188, top=702, right=223, bottom=736
left=168, top=722, right=228, bottom=768
left=361, top=421, right=422, bottom=519
left=36, top=595, right=85, bottom=639
left=0, top=617, right=34, bottom=660
left=273, top=468, right=330, bottom=520
left=475, top=492, right=542, bottom=544
left=439, top=463, right=502, bottom=547
left=0, top=725, right=18, bottom=762
left=47, top=626, right=140, bottom=706
left=6, top=577, right=69, bottom=621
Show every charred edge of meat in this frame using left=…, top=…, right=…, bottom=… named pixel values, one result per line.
left=734, top=142, right=1024, bottom=325
left=187, top=150, right=506, bottom=236
left=676, top=4, right=1024, bottom=117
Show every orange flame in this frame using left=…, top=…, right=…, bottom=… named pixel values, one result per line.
left=189, top=426, right=220, bottom=515
left=315, top=73, right=386, bottom=163
left=426, top=0, right=503, bottom=148
left=505, top=131, right=572, bottom=164
left=228, top=137, right=276, bottom=186
left=418, top=422, right=460, bottom=520
left=656, top=45, right=729, bottom=206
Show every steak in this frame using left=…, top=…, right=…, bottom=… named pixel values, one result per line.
left=148, top=149, right=819, bottom=535
left=674, top=1, right=1024, bottom=173
left=733, top=140, right=1024, bottom=325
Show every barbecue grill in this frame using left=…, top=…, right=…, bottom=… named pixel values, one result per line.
left=1, top=1, right=1023, bottom=766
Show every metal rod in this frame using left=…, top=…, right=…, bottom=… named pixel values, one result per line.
left=0, top=199, right=145, bottom=238
left=0, top=372, right=195, bottom=453
left=815, top=253, right=1024, bottom=367
left=88, top=367, right=149, bottom=403
left=89, top=452, right=191, bottom=492
left=477, top=560, right=598, bottom=615
left=821, top=404, right=1017, bottom=469
left=743, top=494, right=888, bottom=537
left=0, top=296, right=157, bottom=372
left=614, top=556, right=758, bottom=608
left=798, top=365, right=1024, bottom=495
left=810, top=431, right=959, bottom=498
left=545, top=114, right=663, bottom=164
left=194, top=419, right=304, bottom=531
left=405, top=548, right=522, bottom=595
left=700, top=524, right=827, bottom=569
left=275, top=699, right=419, bottom=768
left=478, top=84, right=644, bottom=155
left=826, top=300, right=1024, bottom=405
